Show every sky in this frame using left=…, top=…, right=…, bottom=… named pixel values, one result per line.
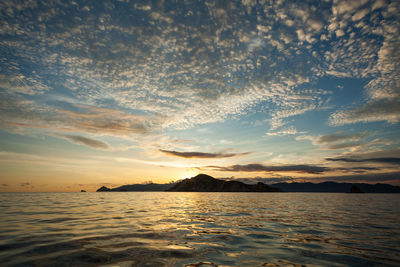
left=0, top=0, right=399, bottom=192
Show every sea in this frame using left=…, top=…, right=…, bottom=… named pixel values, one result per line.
left=0, top=192, right=399, bottom=267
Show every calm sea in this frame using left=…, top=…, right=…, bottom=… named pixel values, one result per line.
left=0, top=192, right=399, bottom=267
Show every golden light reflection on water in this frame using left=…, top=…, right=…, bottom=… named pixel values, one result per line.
left=0, top=192, right=399, bottom=266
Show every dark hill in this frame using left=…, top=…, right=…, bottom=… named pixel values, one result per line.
left=97, top=186, right=111, bottom=192
left=168, top=174, right=282, bottom=192
left=349, top=185, right=364, bottom=193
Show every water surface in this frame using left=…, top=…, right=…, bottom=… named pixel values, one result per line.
left=0, top=192, right=399, bottom=266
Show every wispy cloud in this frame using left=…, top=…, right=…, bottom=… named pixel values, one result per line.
left=316, top=132, right=368, bottom=144
left=58, top=134, right=110, bottom=150
left=206, top=162, right=379, bottom=175
left=335, top=166, right=381, bottom=173
left=326, top=142, right=364, bottom=150
left=224, top=171, right=400, bottom=184
left=160, top=149, right=250, bottom=159
left=0, top=97, right=159, bottom=138
left=329, top=98, right=400, bottom=126
left=221, top=177, right=296, bottom=184
left=266, top=126, right=304, bottom=136
left=326, top=157, right=400, bottom=165
left=206, top=163, right=329, bottom=174
left=296, top=132, right=368, bottom=151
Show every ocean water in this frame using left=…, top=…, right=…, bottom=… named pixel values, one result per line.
left=0, top=193, right=399, bottom=267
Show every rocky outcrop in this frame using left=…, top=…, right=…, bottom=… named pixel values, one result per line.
left=96, top=186, right=111, bottom=192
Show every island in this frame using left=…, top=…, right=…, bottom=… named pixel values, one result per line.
left=96, top=174, right=400, bottom=193
left=96, top=183, right=173, bottom=192
left=167, top=174, right=282, bottom=192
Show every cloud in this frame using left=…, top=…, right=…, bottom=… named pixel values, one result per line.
left=352, top=8, right=370, bottom=21
left=2, top=184, right=8, bottom=187
left=335, top=166, right=381, bottom=172
left=316, top=132, right=367, bottom=143
left=222, top=169, right=399, bottom=183
left=0, top=0, right=398, bottom=146
left=328, top=11, right=400, bottom=127
left=266, top=126, right=304, bottom=136
left=221, top=177, right=296, bottom=184
left=56, top=105, right=158, bottom=136
left=207, top=163, right=329, bottom=174
left=134, top=3, right=152, bottom=11
left=0, top=0, right=334, bottom=132
left=0, top=150, right=99, bottom=169
left=326, top=157, right=400, bottom=165
left=326, top=142, right=364, bottom=150
left=0, top=96, right=159, bottom=138
left=335, top=29, right=345, bottom=37
left=296, top=132, right=368, bottom=150
left=58, top=134, right=110, bottom=150
left=226, top=172, right=400, bottom=184
left=333, top=0, right=369, bottom=15
left=209, top=163, right=377, bottom=175
left=0, top=74, right=50, bottom=95
left=372, top=0, right=386, bottom=11
left=329, top=98, right=400, bottom=126
left=159, top=149, right=250, bottom=159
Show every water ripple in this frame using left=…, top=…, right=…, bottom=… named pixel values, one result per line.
left=0, top=192, right=399, bottom=266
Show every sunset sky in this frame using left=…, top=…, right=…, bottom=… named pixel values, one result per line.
left=0, top=0, right=399, bottom=192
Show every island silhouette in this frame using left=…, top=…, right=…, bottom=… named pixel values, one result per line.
left=168, top=174, right=282, bottom=192
left=348, top=185, right=364, bottom=193
left=96, top=174, right=400, bottom=193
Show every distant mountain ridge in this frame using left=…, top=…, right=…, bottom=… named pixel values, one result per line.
left=96, top=174, right=400, bottom=193
left=168, top=174, right=282, bottom=192
left=273, top=181, right=400, bottom=193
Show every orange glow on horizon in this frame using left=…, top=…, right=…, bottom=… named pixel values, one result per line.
left=181, top=168, right=199, bottom=180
